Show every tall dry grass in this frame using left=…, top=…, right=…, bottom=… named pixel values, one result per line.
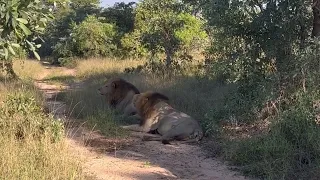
left=52, top=57, right=234, bottom=137
left=75, top=57, right=144, bottom=79
left=13, top=59, right=45, bottom=80
left=0, top=62, right=84, bottom=179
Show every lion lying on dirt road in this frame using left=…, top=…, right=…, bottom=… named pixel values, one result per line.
left=98, top=78, right=140, bottom=116
left=121, top=91, right=204, bottom=144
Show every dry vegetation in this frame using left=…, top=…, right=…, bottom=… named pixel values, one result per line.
left=8, top=57, right=320, bottom=180
left=44, top=57, right=235, bottom=139
left=0, top=61, right=83, bottom=179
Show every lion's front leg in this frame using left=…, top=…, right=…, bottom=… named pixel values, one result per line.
left=120, top=124, right=150, bottom=132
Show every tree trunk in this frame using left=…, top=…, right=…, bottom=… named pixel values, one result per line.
left=165, top=48, right=173, bottom=67
left=4, top=61, right=18, bottom=79
left=312, top=0, right=320, bottom=37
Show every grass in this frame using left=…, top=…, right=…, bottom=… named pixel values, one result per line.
left=24, top=57, right=320, bottom=179
left=13, top=59, right=45, bottom=80
left=0, top=80, right=83, bottom=179
left=75, top=57, right=144, bottom=79
left=53, top=57, right=235, bottom=137
left=224, top=92, right=320, bottom=180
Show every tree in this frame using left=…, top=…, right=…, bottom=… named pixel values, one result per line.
left=101, top=2, right=136, bottom=34
left=312, top=0, right=320, bottom=36
left=0, top=0, right=54, bottom=78
left=202, top=0, right=312, bottom=81
left=133, top=0, right=207, bottom=67
left=40, top=1, right=101, bottom=58
left=71, top=0, right=99, bottom=7
left=72, top=15, right=117, bottom=57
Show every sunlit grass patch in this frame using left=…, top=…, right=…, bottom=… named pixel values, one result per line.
left=0, top=81, right=83, bottom=179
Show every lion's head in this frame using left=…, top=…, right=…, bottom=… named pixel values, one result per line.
left=98, top=78, right=140, bottom=107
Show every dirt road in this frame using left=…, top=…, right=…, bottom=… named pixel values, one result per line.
left=34, top=65, right=250, bottom=180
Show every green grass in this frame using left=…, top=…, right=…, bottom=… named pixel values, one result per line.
left=0, top=80, right=83, bottom=179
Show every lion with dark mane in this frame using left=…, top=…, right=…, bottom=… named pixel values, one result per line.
left=98, top=78, right=140, bottom=116
left=121, top=91, right=203, bottom=144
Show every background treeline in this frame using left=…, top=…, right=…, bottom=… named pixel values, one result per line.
left=39, top=0, right=208, bottom=68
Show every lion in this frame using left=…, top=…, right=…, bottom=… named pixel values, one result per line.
left=98, top=78, right=140, bottom=116
left=121, top=91, right=204, bottom=144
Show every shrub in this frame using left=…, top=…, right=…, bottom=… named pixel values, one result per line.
left=120, top=31, right=148, bottom=59
left=72, top=15, right=117, bottom=58
left=0, top=82, right=82, bottom=179
left=225, top=91, right=320, bottom=179
left=58, top=57, right=78, bottom=68
left=52, top=38, right=77, bottom=62
left=0, top=92, right=64, bottom=142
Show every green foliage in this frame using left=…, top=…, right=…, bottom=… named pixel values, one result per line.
left=132, top=0, right=208, bottom=66
left=175, top=13, right=208, bottom=51
left=197, top=1, right=320, bottom=179
left=294, top=37, right=320, bottom=90
left=72, top=15, right=117, bottom=57
left=58, top=57, right=78, bottom=68
left=199, top=0, right=316, bottom=128
left=52, top=37, right=76, bottom=60
left=202, top=0, right=312, bottom=81
left=101, top=2, right=136, bottom=34
left=50, top=15, right=117, bottom=61
left=0, top=0, right=54, bottom=77
left=225, top=91, right=320, bottom=179
left=40, top=3, right=101, bottom=58
left=71, top=0, right=99, bottom=7
left=0, top=91, right=64, bottom=142
left=101, top=2, right=138, bottom=58
left=120, top=31, right=148, bottom=58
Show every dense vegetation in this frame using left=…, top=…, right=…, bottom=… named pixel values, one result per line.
left=1, top=0, right=320, bottom=179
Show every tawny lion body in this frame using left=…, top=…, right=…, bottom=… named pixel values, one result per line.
left=121, top=91, right=203, bottom=144
left=98, top=78, right=139, bottom=116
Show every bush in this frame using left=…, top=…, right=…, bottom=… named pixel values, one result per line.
left=225, top=91, right=320, bottom=179
left=52, top=38, right=77, bottom=62
left=0, top=92, right=64, bottom=142
left=58, top=57, right=78, bottom=68
left=120, top=31, right=148, bottom=59
left=123, top=53, right=198, bottom=77
left=0, top=82, right=82, bottom=179
left=72, top=15, right=117, bottom=58
left=51, top=15, right=118, bottom=60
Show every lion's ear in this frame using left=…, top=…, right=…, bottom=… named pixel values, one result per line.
left=111, top=82, right=116, bottom=89
left=142, top=97, right=149, bottom=104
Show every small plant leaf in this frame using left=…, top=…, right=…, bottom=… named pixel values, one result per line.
left=8, top=45, right=16, bottom=55
left=19, top=23, right=31, bottom=35
left=11, top=43, right=20, bottom=48
left=33, top=51, right=40, bottom=60
left=4, top=48, right=8, bottom=60
left=16, top=18, right=28, bottom=24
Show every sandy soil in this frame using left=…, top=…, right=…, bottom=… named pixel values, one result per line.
left=34, top=65, right=251, bottom=180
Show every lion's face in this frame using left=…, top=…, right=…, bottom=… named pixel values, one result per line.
left=98, top=78, right=140, bottom=109
left=98, top=80, right=115, bottom=96
left=131, top=94, right=148, bottom=113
